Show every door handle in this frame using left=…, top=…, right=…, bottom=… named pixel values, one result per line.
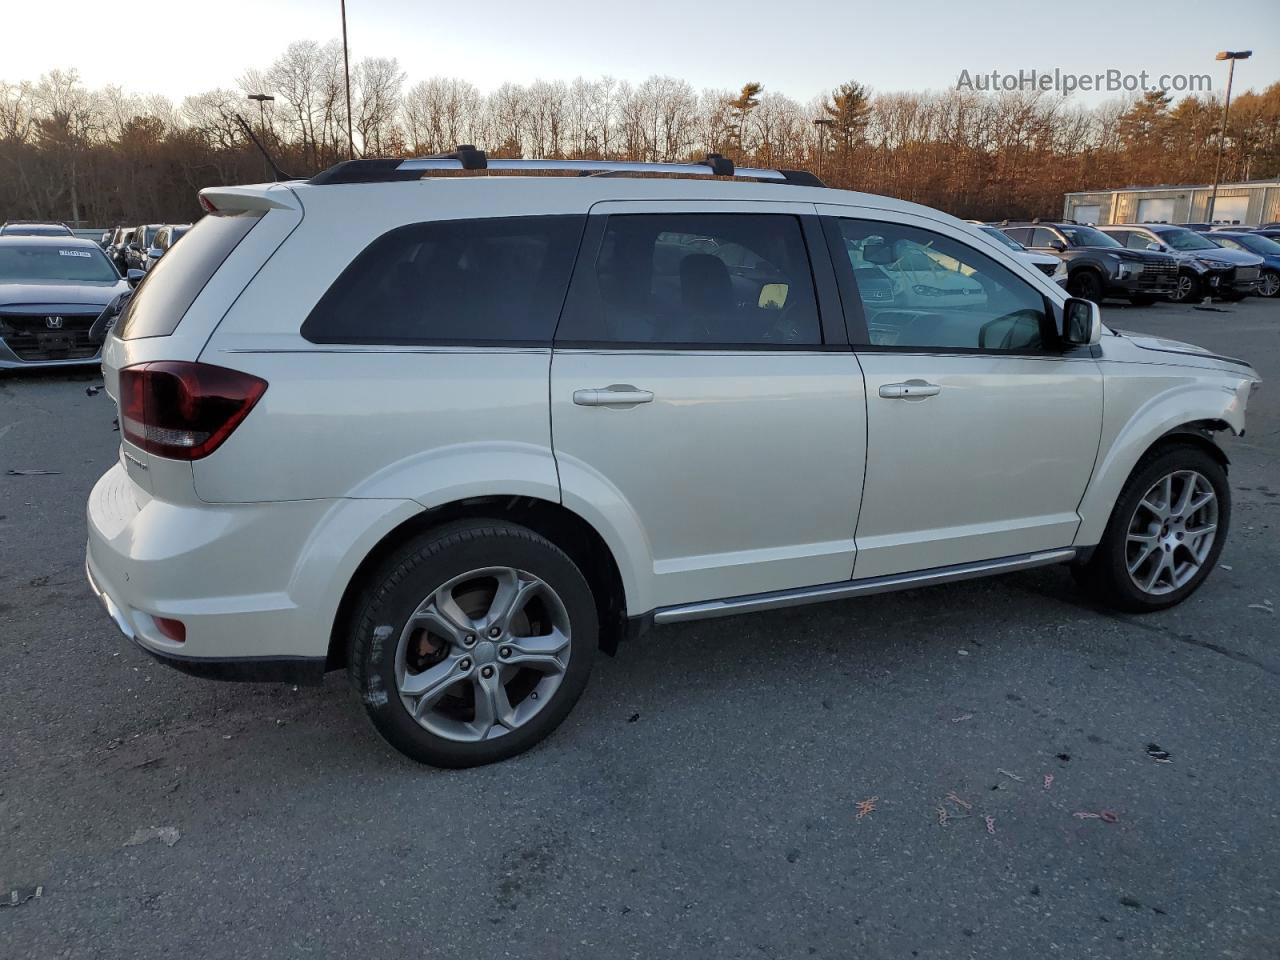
left=879, top=379, right=941, bottom=400
left=573, top=384, right=655, bottom=407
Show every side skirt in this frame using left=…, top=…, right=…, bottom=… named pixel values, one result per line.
left=652, top=548, right=1077, bottom=624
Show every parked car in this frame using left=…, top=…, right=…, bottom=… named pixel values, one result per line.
left=105, top=226, right=136, bottom=273
left=1099, top=223, right=1264, bottom=302
left=998, top=221, right=1178, bottom=304
left=86, top=155, right=1260, bottom=767
left=125, top=224, right=163, bottom=271
left=1208, top=231, right=1280, bottom=297
left=0, top=220, right=74, bottom=237
left=1248, top=227, right=1280, bottom=242
left=143, top=223, right=192, bottom=271
left=974, top=224, right=1068, bottom=286
left=0, top=236, right=136, bottom=368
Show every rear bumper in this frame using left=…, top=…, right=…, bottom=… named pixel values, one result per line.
left=84, top=461, right=421, bottom=683
left=85, top=558, right=326, bottom=684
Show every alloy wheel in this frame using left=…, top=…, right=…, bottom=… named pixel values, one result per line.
left=1125, top=470, right=1218, bottom=596
left=1260, top=271, right=1280, bottom=298
left=394, top=566, right=571, bottom=742
left=1173, top=275, right=1195, bottom=302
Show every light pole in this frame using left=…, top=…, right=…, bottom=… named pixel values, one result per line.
left=812, top=117, right=833, bottom=178
left=247, top=93, right=275, bottom=181
left=340, top=0, right=355, bottom=159
left=1208, top=50, right=1251, bottom=224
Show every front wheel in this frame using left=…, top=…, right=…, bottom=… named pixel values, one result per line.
left=347, top=520, right=597, bottom=767
left=1173, top=272, right=1201, bottom=303
left=1067, top=269, right=1104, bottom=302
left=1075, top=446, right=1229, bottom=612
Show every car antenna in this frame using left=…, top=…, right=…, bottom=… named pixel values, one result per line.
left=232, top=112, right=292, bottom=182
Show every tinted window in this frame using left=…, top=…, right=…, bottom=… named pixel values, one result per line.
left=1030, top=228, right=1060, bottom=248
left=1059, top=225, right=1122, bottom=248
left=836, top=218, right=1055, bottom=353
left=117, top=213, right=260, bottom=340
left=0, top=242, right=118, bottom=282
left=558, top=213, right=821, bottom=346
left=302, top=215, right=584, bottom=345
left=1002, top=228, right=1032, bottom=245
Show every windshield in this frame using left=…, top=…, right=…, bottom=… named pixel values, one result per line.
left=1234, top=233, right=1280, bottom=256
left=2, top=224, right=72, bottom=237
left=0, top=243, right=119, bottom=282
left=980, top=226, right=1024, bottom=251
left=1158, top=228, right=1218, bottom=251
left=1060, top=225, right=1122, bottom=248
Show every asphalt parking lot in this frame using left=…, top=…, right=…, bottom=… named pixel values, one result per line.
left=2, top=296, right=1277, bottom=959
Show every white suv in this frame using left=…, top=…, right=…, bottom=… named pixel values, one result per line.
left=86, top=151, right=1260, bottom=767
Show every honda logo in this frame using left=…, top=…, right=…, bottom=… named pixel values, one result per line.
left=45, top=316, right=64, bottom=329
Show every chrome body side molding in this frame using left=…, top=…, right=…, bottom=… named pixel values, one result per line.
left=652, top=548, right=1077, bottom=624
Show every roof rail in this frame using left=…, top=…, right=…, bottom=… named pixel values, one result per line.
left=309, top=148, right=825, bottom=187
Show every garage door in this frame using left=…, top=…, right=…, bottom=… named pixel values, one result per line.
left=1210, top=196, right=1249, bottom=225
left=1073, top=204, right=1101, bottom=224
left=1136, top=198, right=1176, bottom=223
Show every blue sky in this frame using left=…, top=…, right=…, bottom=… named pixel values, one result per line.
left=9, top=0, right=1279, bottom=103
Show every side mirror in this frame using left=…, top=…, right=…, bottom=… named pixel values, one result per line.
left=1146, top=241, right=1165, bottom=252
left=1062, top=297, right=1102, bottom=346
left=126, top=269, right=145, bottom=288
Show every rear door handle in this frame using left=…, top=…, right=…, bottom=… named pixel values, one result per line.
left=879, top=379, right=941, bottom=400
left=573, top=384, right=655, bottom=407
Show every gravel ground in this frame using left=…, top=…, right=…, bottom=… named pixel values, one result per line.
left=1, top=296, right=1277, bottom=959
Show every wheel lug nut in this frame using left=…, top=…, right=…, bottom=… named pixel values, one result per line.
left=489, top=626, right=501, bottom=638
left=464, top=634, right=476, bottom=647
left=481, top=666, right=494, bottom=679
left=459, top=658, right=472, bottom=671
left=500, top=646, right=512, bottom=659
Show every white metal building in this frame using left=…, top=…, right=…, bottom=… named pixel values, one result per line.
left=1063, top=178, right=1280, bottom=226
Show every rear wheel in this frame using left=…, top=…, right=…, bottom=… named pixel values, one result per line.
left=1075, top=446, right=1229, bottom=612
left=1067, top=269, right=1104, bottom=302
left=347, top=520, right=597, bottom=767
left=1259, top=269, right=1280, bottom=298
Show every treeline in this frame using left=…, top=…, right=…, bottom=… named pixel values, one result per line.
left=2, top=40, right=1279, bottom=225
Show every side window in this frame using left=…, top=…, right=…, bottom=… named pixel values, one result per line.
left=1003, top=228, right=1032, bottom=245
left=557, top=213, right=821, bottom=347
left=1214, top=236, right=1244, bottom=252
left=835, top=218, right=1056, bottom=353
left=1030, top=228, right=1060, bottom=248
left=1126, top=232, right=1153, bottom=250
left=302, top=215, right=584, bottom=345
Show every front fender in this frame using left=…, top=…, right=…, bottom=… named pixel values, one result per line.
left=1074, top=376, right=1252, bottom=545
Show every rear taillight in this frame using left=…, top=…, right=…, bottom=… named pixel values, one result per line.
left=118, top=361, right=267, bottom=460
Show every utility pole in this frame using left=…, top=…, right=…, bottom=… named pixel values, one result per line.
left=1208, top=50, right=1251, bottom=224
left=812, top=117, right=833, bottom=179
left=247, top=93, right=275, bottom=181
left=341, top=0, right=355, bottom=159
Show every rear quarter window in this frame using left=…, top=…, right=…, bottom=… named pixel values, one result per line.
left=301, top=215, right=585, bottom=345
left=116, top=213, right=261, bottom=340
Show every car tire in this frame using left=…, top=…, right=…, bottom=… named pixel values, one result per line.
left=1259, top=269, right=1280, bottom=298
left=1173, top=272, right=1200, bottom=303
left=1067, top=269, right=1104, bottom=302
left=1128, top=294, right=1158, bottom=306
left=1075, top=444, right=1229, bottom=613
left=347, top=520, right=597, bottom=767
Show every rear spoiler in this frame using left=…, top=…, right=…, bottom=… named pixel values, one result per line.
left=198, top=185, right=300, bottom=215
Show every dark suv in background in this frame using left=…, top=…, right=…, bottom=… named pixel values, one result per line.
left=997, top=221, right=1178, bottom=305
left=1099, top=223, right=1263, bottom=302
left=125, top=224, right=163, bottom=271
